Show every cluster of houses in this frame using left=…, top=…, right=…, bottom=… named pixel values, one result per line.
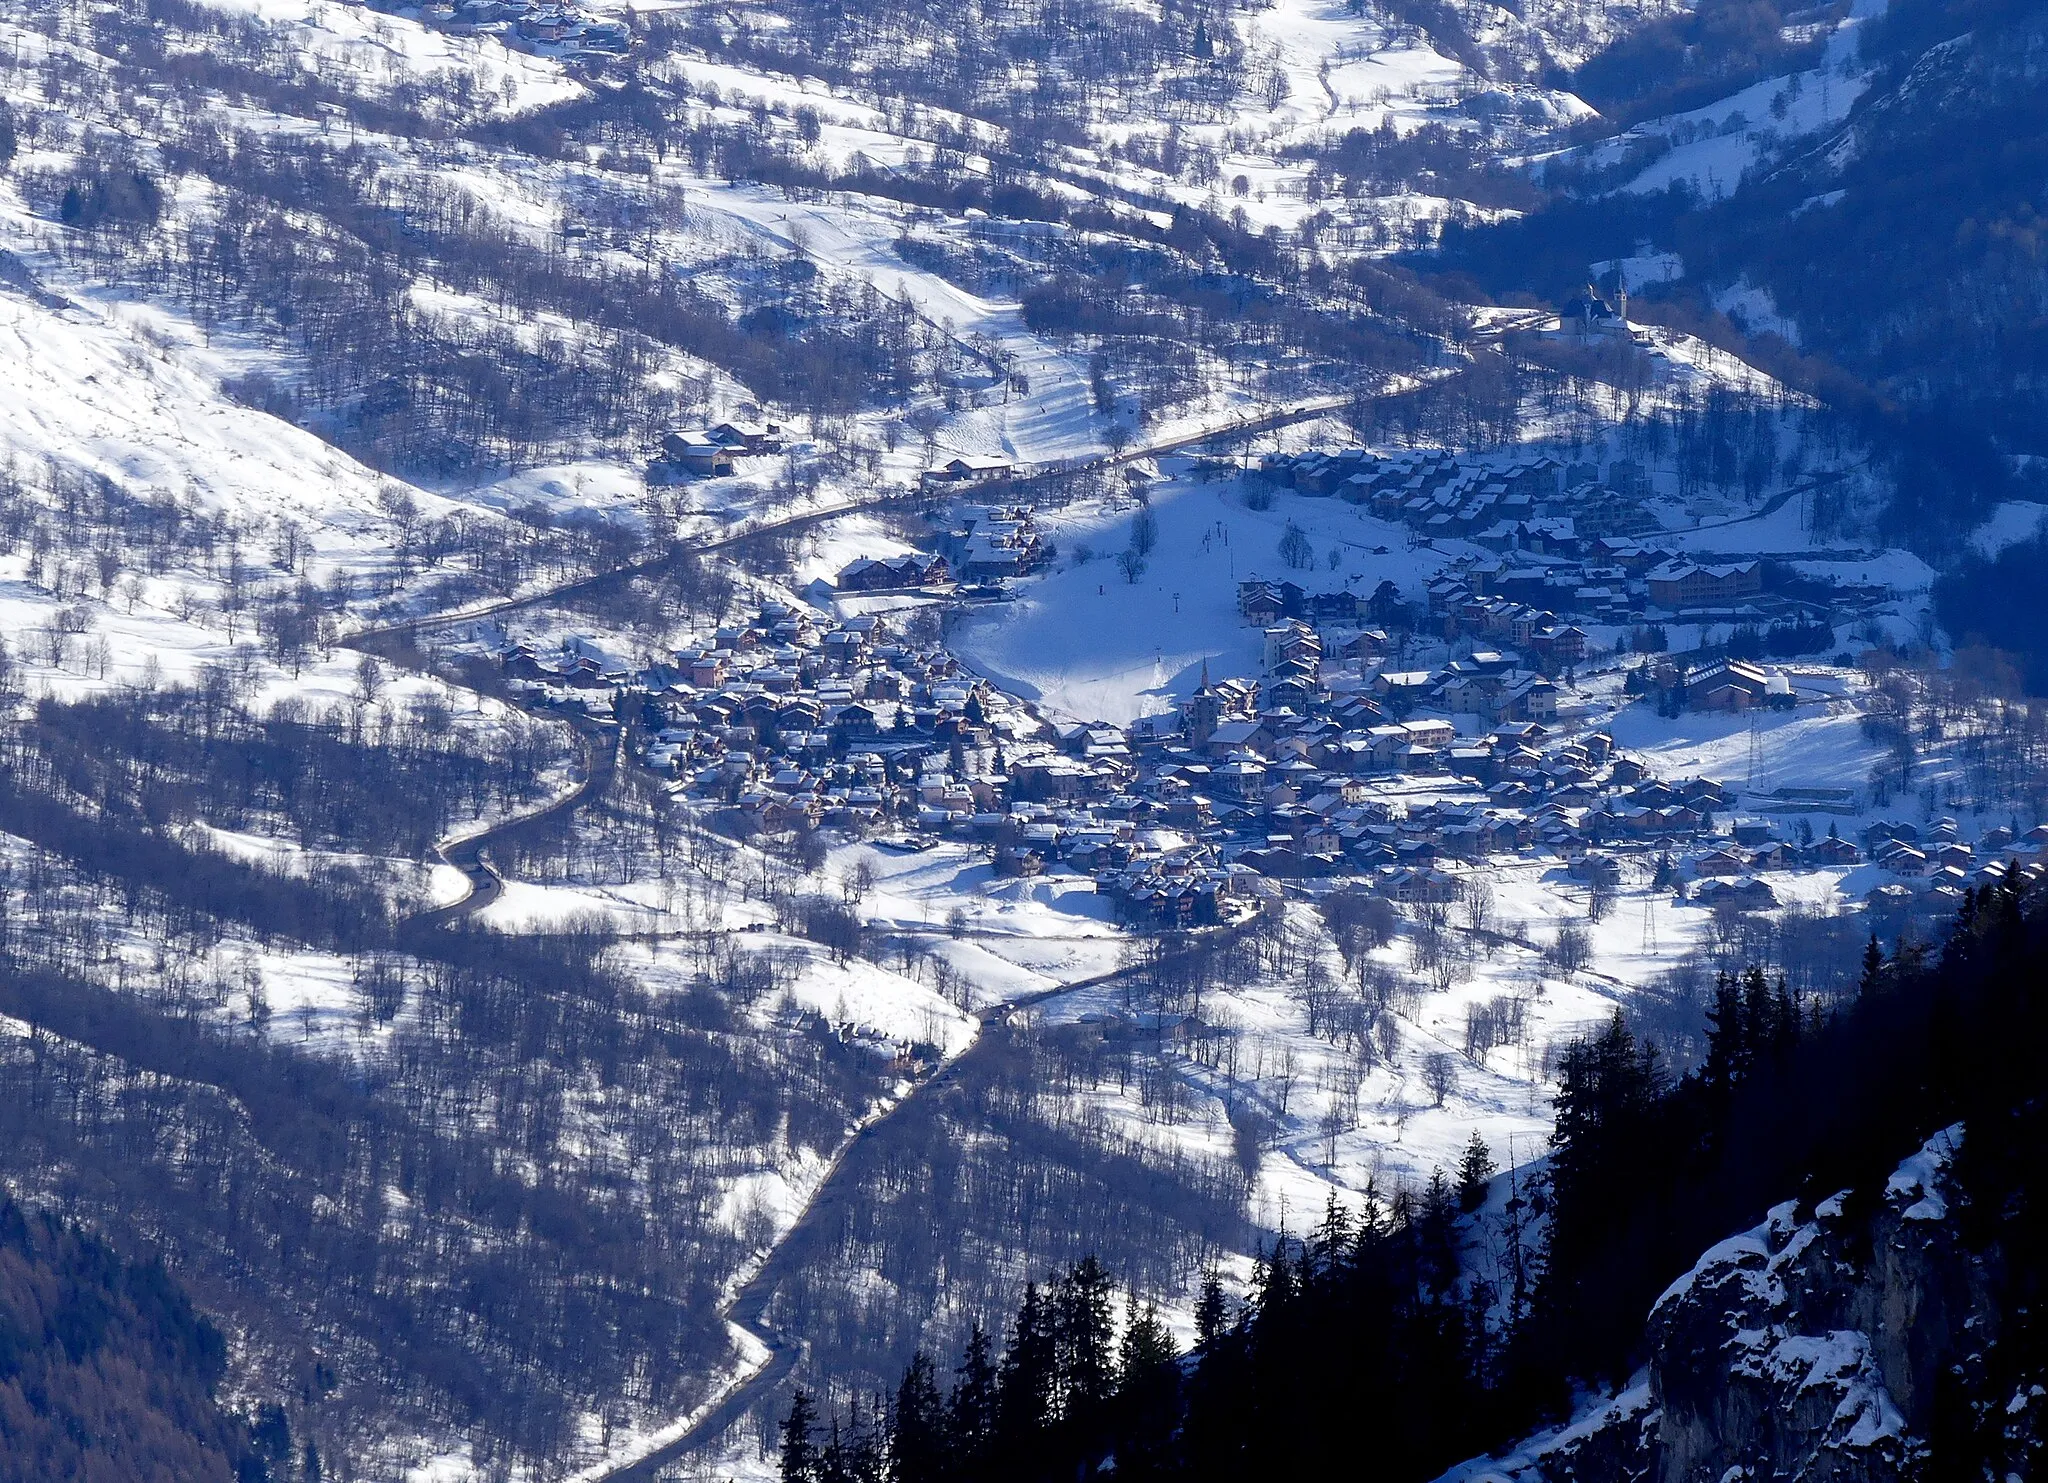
left=491, top=588, right=2043, bottom=935
left=1420, top=541, right=1772, bottom=633
left=1259, top=447, right=1659, bottom=545
left=397, top=0, right=630, bottom=53
left=1226, top=585, right=1563, bottom=728
left=647, top=421, right=786, bottom=482
left=1251, top=445, right=1880, bottom=644
left=1863, top=818, right=2048, bottom=887
left=503, top=603, right=1023, bottom=826
left=1859, top=818, right=2048, bottom=928
left=830, top=506, right=1050, bottom=593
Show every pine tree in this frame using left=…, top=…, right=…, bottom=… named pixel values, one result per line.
left=845, top=1397, right=886, bottom=1483
left=1309, top=1191, right=1353, bottom=1275
left=781, top=1391, right=821, bottom=1483
left=1251, top=1237, right=1296, bottom=1319
left=891, top=1352, right=948, bottom=1483
left=1192, top=1272, right=1227, bottom=1348
left=1456, top=1132, right=1495, bottom=1212
left=1739, top=965, right=1775, bottom=1068
left=1858, top=934, right=1885, bottom=998
left=1703, top=970, right=1745, bottom=1088
left=1537, top=1011, right=1663, bottom=1384
left=1114, top=1296, right=1181, bottom=1482
left=1055, top=1257, right=1118, bottom=1422
left=1421, top=1166, right=1455, bottom=1227
left=948, top=1323, right=998, bottom=1477
left=1352, top=1178, right=1387, bottom=1254
left=1116, top=1296, right=1177, bottom=1386
left=820, top=1413, right=849, bottom=1483
left=996, top=1282, right=1058, bottom=1445
left=1546, top=1011, right=1660, bottom=1247
left=1768, top=975, right=1800, bottom=1055
left=1418, top=1168, right=1460, bottom=1287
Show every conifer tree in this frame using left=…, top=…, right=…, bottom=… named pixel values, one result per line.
left=891, top=1352, right=948, bottom=1483
left=1117, top=1296, right=1178, bottom=1386
left=1352, top=1178, right=1388, bottom=1255
left=1192, top=1272, right=1227, bottom=1348
left=1703, top=970, right=1745, bottom=1089
left=1309, top=1191, right=1353, bottom=1275
left=1056, top=1257, right=1119, bottom=1422
left=1768, top=974, right=1800, bottom=1054
left=1739, top=965, right=1775, bottom=1068
left=1418, top=1167, right=1460, bottom=1287
left=949, top=1321, right=999, bottom=1476
left=846, top=1397, right=886, bottom=1483
left=1456, top=1132, right=1495, bottom=1212
left=1114, top=1295, right=1181, bottom=1481
left=781, top=1391, right=821, bottom=1483
left=820, top=1413, right=848, bottom=1483
left=997, top=1283, right=1059, bottom=1446
left=1251, top=1236, right=1296, bottom=1319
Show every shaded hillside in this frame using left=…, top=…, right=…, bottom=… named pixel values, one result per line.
left=0, top=1196, right=253, bottom=1483
left=1572, top=0, right=1838, bottom=127
left=1436, top=0, right=2048, bottom=554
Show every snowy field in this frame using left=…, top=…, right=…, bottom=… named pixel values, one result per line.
left=954, top=469, right=1452, bottom=724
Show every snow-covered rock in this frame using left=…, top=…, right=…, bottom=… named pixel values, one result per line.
left=1451, top=1125, right=2004, bottom=1483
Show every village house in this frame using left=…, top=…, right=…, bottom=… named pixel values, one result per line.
left=837, top=553, right=951, bottom=591
left=923, top=454, right=1016, bottom=488
left=1648, top=560, right=1763, bottom=609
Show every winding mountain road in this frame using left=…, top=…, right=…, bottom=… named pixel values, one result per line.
left=591, top=931, right=1241, bottom=1483
left=397, top=719, right=620, bottom=936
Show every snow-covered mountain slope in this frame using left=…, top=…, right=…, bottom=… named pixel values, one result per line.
left=1441, top=1125, right=2036, bottom=1483
left=1489, top=0, right=2048, bottom=451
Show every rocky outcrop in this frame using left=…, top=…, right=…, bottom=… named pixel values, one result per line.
left=1636, top=1126, right=1979, bottom=1483
left=1447, top=1126, right=2020, bottom=1483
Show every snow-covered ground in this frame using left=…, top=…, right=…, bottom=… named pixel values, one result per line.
left=1580, top=0, right=1892, bottom=201
left=0, top=0, right=2016, bottom=1474
left=954, top=469, right=1447, bottom=724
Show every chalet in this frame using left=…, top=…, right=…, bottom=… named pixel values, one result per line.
left=838, top=554, right=950, bottom=591
left=1500, top=674, right=1558, bottom=722
left=1381, top=867, right=1461, bottom=905
left=657, top=431, right=735, bottom=478
left=1529, top=624, right=1588, bottom=665
left=1648, top=560, right=1763, bottom=609
left=1263, top=621, right=1321, bottom=670
left=1239, top=586, right=1284, bottom=626
left=1310, top=590, right=1363, bottom=623
left=1878, top=843, right=1929, bottom=877
left=1204, top=719, right=1272, bottom=759
left=711, top=420, right=784, bottom=454
left=1339, top=630, right=1391, bottom=663
left=924, top=454, right=1015, bottom=487
left=1684, top=659, right=1771, bottom=711
left=1370, top=670, right=1437, bottom=715
left=1694, top=877, right=1778, bottom=912
left=1806, top=835, right=1861, bottom=867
